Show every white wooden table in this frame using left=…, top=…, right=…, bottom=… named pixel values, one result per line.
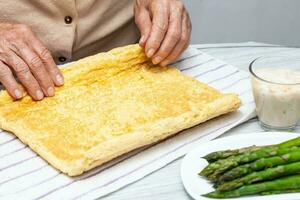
left=101, top=42, right=300, bottom=200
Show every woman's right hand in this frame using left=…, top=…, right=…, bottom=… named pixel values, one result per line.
left=0, top=23, right=64, bottom=100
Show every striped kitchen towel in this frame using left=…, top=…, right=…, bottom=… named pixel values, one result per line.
left=0, top=46, right=255, bottom=200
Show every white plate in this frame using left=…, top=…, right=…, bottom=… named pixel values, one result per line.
left=181, top=132, right=300, bottom=200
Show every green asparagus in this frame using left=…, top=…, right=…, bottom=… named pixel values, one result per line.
left=200, top=146, right=299, bottom=177
left=203, top=145, right=263, bottom=163
left=278, top=136, right=300, bottom=148
left=202, top=136, right=300, bottom=163
left=219, top=150, right=300, bottom=182
left=260, top=189, right=300, bottom=195
left=203, top=175, right=300, bottom=198
left=217, top=161, right=300, bottom=191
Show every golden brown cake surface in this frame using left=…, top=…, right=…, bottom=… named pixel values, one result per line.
left=0, top=44, right=240, bottom=176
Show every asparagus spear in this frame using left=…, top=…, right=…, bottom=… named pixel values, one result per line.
left=200, top=146, right=299, bottom=177
left=261, top=189, right=300, bottom=195
left=203, top=145, right=263, bottom=163
left=219, top=150, right=300, bottom=182
left=202, top=136, right=300, bottom=163
left=217, top=161, right=300, bottom=191
left=203, top=175, right=300, bottom=198
left=278, top=136, right=300, bottom=148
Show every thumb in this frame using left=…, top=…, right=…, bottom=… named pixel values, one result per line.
left=134, top=6, right=152, bottom=47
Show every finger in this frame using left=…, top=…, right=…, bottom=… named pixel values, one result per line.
left=134, top=4, right=152, bottom=47
left=0, top=61, right=23, bottom=99
left=145, top=0, right=170, bottom=58
left=26, top=31, right=64, bottom=86
left=161, top=11, right=191, bottom=66
left=183, top=10, right=192, bottom=50
left=11, top=41, right=55, bottom=97
left=151, top=2, right=183, bottom=65
left=5, top=50, right=44, bottom=100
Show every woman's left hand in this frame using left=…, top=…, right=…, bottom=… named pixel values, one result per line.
left=134, top=0, right=192, bottom=66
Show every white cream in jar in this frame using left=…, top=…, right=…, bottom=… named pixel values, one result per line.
left=251, top=68, right=300, bottom=129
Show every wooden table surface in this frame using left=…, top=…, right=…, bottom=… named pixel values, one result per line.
left=101, top=42, right=300, bottom=200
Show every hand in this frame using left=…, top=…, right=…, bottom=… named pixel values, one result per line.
left=0, top=23, right=64, bottom=100
left=134, top=0, right=192, bottom=66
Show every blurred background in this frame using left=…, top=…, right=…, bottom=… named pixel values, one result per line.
left=183, top=0, right=300, bottom=46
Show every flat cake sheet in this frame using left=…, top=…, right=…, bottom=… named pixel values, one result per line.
left=0, top=46, right=255, bottom=200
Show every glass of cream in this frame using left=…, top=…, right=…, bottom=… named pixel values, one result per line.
left=250, top=56, right=300, bottom=131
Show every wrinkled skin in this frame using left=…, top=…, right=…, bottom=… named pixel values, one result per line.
left=135, top=0, right=192, bottom=66
left=0, top=23, right=64, bottom=100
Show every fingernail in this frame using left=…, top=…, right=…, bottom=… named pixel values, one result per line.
left=146, top=49, right=155, bottom=58
left=139, top=36, right=146, bottom=45
left=14, top=89, right=22, bottom=99
left=161, top=60, right=169, bottom=66
left=36, top=90, right=44, bottom=100
left=56, top=74, right=64, bottom=85
left=47, top=87, right=55, bottom=96
left=153, top=56, right=163, bottom=64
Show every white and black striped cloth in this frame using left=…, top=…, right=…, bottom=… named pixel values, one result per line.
left=0, top=46, right=255, bottom=200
